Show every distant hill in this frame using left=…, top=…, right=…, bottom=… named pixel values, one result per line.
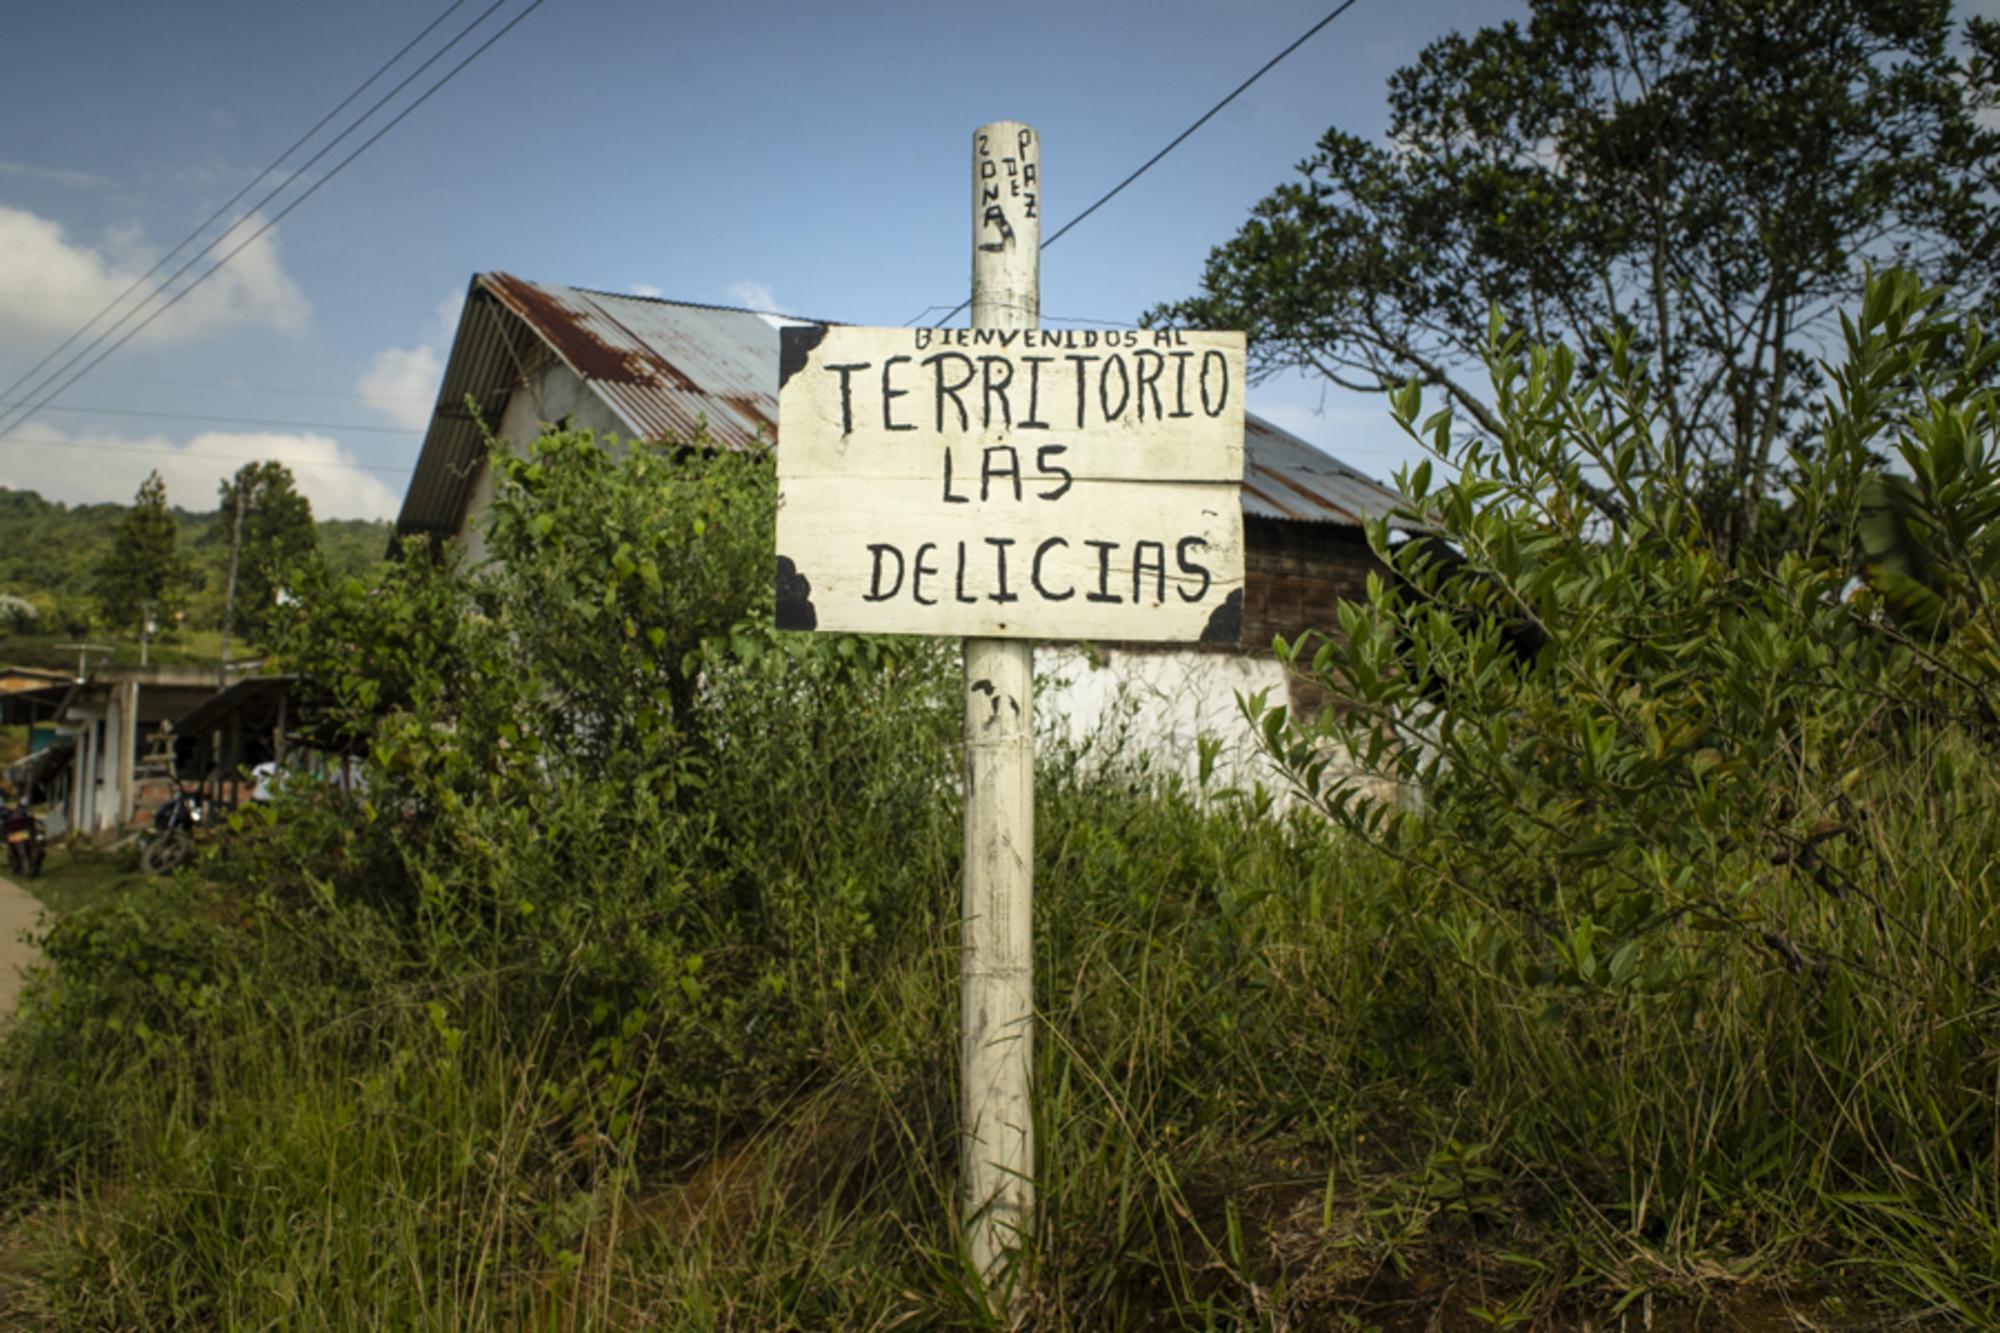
left=0, top=487, right=393, bottom=665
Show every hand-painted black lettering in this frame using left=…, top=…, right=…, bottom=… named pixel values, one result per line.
left=941, top=446, right=969, bottom=503
left=923, top=352, right=976, bottom=431
left=980, top=204, right=1014, bottom=251
left=1021, top=355, right=1053, bottom=428
left=1085, top=539, right=1121, bottom=603
left=1169, top=351, right=1195, bottom=418
left=882, top=354, right=914, bottom=432
left=980, top=445, right=1021, bottom=502
left=1200, top=349, right=1230, bottom=416
left=1032, top=537, right=1073, bottom=600
left=865, top=544, right=905, bottom=601
left=954, top=541, right=979, bottom=603
left=1064, top=354, right=1100, bottom=427
left=1133, top=350, right=1165, bottom=421
left=1175, top=536, right=1212, bottom=602
left=986, top=537, right=1018, bottom=603
left=1131, top=540, right=1167, bottom=605
left=1035, top=444, right=1072, bottom=500
left=979, top=355, right=1015, bottom=429
left=1099, top=355, right=1131, bottom=421
left=827, top=362, right=870, bottom=435
left=911, top=543, right=940, bottom=606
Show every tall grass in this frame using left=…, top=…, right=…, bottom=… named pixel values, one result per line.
left=3, top=731, right=1993, bottom=1327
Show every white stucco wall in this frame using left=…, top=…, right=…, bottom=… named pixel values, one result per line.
left=1034, top=644, right=1297, bottom=802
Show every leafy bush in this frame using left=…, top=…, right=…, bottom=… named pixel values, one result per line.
left=1254, top=270, right=2000, bottom=1316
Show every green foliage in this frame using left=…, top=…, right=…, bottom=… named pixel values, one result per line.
left=1153, top=0, right=2000, bottom=552
left=0, top=482, right=390, bottom=657
left=1260, top=271, right=1999, bottom=967
left=93, top=470, right=189, bottom=634
left=264, top=429, right=957, bottom=1144
left=1250, top=270, right=2000, bottom=1315
left=5, top=390, right=1998, bottom=1324
left=213, top=461, right=319, bottom=648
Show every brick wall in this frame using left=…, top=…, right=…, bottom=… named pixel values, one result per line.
left=1240, top=517, right=1380, bottom=654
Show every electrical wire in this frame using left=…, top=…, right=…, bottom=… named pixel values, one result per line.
left=0, top=0, right=530, bottom=440
left=0, top=0, right=471, bottom=412
left=905, top=0, right=1363, bottom=327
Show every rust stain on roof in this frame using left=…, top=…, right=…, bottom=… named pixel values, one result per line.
left=723, top=394, right=776, bottom=434
left=1239, top=480, right=1302, bottom=521
left=485, top=273, right=696, bottom=391
left=486, top=273, right=652, bottom=385
left=1252, top=462, right=1363, bottom=524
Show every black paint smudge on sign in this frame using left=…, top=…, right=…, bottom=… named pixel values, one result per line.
left=778, top=326, right=830, bottom=391
left=1199, top=588, right=1243, bottom=645
left=774, top=555, right=818, bottom=630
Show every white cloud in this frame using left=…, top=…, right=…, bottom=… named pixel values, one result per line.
left=0, top=161, right=111, bottom=190
left=628, top=283, right=664, bottom=299
left=2, top=420, right=401, bottom=520
left=433, top=290, right=465, bottom=339
left=0, top=206, right=311, bottom=353
left=353, top=289, right=461, bottom=431
left=725, top=279, right=786, bottom=313
left=356, top=344, right=441, bottom=431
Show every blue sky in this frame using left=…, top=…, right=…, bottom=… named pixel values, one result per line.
left=1, top=0, right=1510, bottom=519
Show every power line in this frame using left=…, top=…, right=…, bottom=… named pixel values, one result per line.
left=905, top=0, right=1363, bottom=328
left=0, top=0, right=471, bottom=414
left=0, top=0, right=533, bottom=440
left=0, top=402, right=422, bottom=435
left=0, top=432, right=414, bottom=475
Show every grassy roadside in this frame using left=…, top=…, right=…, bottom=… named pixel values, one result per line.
left=0, top=777, right=1964, bottom=1329
left=16, top=846, right=145, bottom=918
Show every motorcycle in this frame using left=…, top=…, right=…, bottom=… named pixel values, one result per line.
left=4, top=794, right=47, bottom=880
left=141, top=782, right=217, bottom=875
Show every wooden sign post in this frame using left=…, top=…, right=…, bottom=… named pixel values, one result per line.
left=775, top=123, right=1245, bottom=1296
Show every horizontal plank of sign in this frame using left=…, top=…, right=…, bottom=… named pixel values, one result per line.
left=776, top=476, right=1244, bottom=642
left=779, top=430, right=1241, bottom=487
left=778, top=327, right=1244, bottom=485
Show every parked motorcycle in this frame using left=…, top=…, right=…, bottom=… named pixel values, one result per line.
left=4, top=794, right=47, bottom=880
left=141, top=783, right=217, bottom=875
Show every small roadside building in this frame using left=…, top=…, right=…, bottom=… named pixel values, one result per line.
left=2, top=664, right=240, bottom=838
left=395, top=273, right=1417, bottom=795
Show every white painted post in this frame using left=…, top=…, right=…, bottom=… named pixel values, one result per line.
left=962, top=119, right=1039, bottom=1293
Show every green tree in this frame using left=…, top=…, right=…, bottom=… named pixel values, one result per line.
left=1153, top=0, right=2000, bottom=554
left=213, top=461, right=318, bottom=652
left=93, top=470, right=188, bottom=636
left=1260, top=270, right=2000, bottom=972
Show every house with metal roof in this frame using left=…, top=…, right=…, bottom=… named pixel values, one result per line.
left=395, top=272, right=1416, bottom=797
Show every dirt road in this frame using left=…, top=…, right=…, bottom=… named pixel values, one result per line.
left=0, top=871, right=43, bottom=1026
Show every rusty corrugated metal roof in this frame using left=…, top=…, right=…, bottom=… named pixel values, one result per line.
left=1243, top=415, right=1420, bottom=530
left=481, top=275, right=805, bottom=453
left=396, top=273, right=1413, bottom=544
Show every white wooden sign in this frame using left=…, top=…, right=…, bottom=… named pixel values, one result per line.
left=776, top=325, right=1246, bottom=642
